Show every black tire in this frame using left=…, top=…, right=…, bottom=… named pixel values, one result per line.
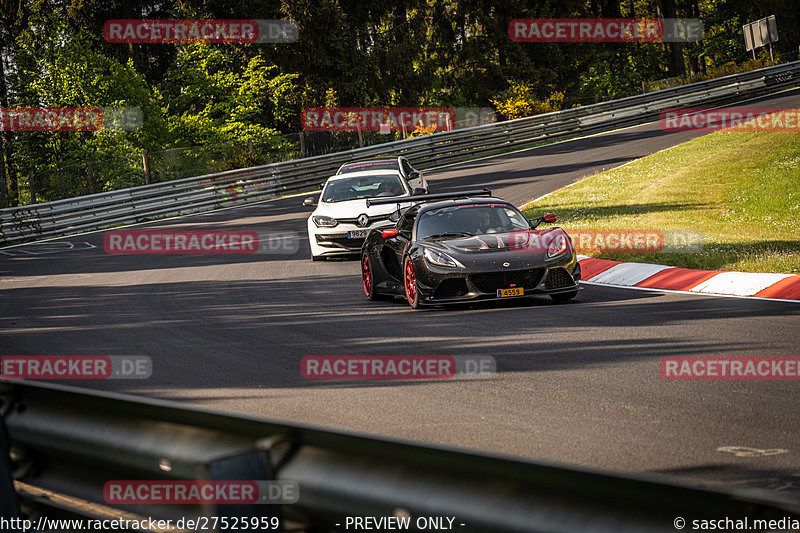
left=361, top=252, right=383, bottom=301
left=550, top=290, right=578, bottom=303
left=403, top=256, right=421, bottom=309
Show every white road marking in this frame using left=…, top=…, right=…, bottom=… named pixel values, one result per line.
left=0, top=241, right=96, bottom=256
left=717, top=446, right=788, bottom=457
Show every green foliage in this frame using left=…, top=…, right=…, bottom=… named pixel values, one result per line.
left=2, top=0, right=799, bottom=205
left=9, top=9, right=166, bottom=200
left=577, top=44, right=664, bottom=101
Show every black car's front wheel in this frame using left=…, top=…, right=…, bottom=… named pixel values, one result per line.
left=403, top=256, right=421, bottom=309
left=550, top=289, right=578, bottom=302
left=361, top=252, right=381, bottom=301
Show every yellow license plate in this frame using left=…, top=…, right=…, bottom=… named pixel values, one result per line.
left=497, top=287, right=524, bottom=298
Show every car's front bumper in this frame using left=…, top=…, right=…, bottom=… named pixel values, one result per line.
left=413, top=257, right=581, bottom=305
left=314, top=232, right=366, bottom=254
left=309, top=221, right=393, bottom=257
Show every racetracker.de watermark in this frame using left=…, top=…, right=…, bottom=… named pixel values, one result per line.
left=301, top=107, right=456, bottom=132
left=660, top=107, right=800, bottom=132
left=1, top=356, right=152, bottom=380
left=104, top=481, right=298, bottom=504
left=104, top=19, right=298, bottom=43
left=301, top=356, right=496, bottom=380
left=563, top=229, right=704, bottom=253
left=568, top=229, right=662, bottom=253
left=661, top=357, right=800, bottom=380
left=504, top=229, right=702, bottom=254
left=103, top=230, right=299, bottom=255
left=509, top=18, right=703, bottom=42
left=0, top=107, right=142, bottom=131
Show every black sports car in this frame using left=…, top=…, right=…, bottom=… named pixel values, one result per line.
left=360, top=189, right=581, bottom=308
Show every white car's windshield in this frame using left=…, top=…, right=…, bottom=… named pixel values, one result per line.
left=339, top=161, right=399, bottom=174
left=322, top=174, right=405, bottom=203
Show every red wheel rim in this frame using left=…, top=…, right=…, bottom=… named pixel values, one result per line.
left=405, top=260, right=416, bottom=304
left=362, top=254, right=372, bottom=296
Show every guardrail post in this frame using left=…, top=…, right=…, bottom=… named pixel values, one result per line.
left=86, top=162, right=94, bottom=195
left=299, top=131, right=306, bottom=157
left=142, top=149, right=151, bottom=185
left=27, top=170, right=36, bottom=205
left=206, top=448, right=284, bottom=530
left=0, top=412, right=23, bottom=530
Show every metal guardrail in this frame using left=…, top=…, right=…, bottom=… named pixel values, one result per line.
left=2, top=61, right=799, bottom=246
left=2, top=381, right=799, bottom=533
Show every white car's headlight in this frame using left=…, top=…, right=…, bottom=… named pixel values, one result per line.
left=312, top=215, right=338, bottom=228
left=547, top=232, right=570, bottom=258
left=423, top=248, right=464, bottom=268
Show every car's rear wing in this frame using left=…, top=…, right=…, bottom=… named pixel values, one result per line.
left=366, top=188, right=492, bottom=208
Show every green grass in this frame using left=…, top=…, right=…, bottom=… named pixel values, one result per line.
left=521, top=127, right=800, bottom=274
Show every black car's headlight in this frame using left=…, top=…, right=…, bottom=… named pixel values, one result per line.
left=423, top=248, right=464, bottom=268
left=312, top=215, right=338, bottom=228
left=547, top=232, right=570, bottom=258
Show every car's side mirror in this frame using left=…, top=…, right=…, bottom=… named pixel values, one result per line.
left=318, top=183, right=325, bottom=190
left=303, top=196, right=317, bottom=208
left=529, top=213, right=556, bottom=228
left=412, top=187, right=427, bottom=195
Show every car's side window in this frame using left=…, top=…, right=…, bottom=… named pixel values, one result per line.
left=401, top=159, right=414, bottom=176
left=504, top=207, right=530, bottom=229
left=398, top=206, right=418, bottom=234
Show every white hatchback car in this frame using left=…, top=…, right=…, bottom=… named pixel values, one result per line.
left=304, top=170, right=425, bottom=261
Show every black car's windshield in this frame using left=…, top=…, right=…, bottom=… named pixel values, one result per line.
left=339, top=161, right=399, bottom=174
left=322, top=174, right=405, bottom=202
left=417, top=204, right=531, bottom=240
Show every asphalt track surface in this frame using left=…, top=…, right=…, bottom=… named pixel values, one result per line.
left=3, top=89, right=800, bottom=498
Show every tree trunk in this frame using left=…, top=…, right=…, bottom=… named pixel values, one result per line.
left=657, top=0, right=686, bottom=78
left=687, top=0, right=706, bottom=76
left=0, top=132, right=7, bottom=208
left=0, top=43, right=17, bottom=206
left=601, top=0, right=622, bottom=18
